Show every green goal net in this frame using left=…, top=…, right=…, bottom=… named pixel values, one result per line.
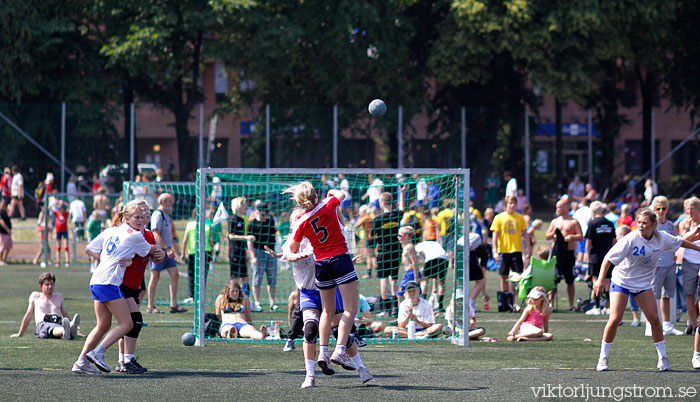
left=125, top=168, right=471, bottom=347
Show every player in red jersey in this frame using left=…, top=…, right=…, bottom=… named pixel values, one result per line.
left=285, top=181, right=359, bottom=371
left=116, top=200, right=164, bottom=374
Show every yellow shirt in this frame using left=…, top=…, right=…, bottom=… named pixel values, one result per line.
left=437, top=208, right=454, bottom=237
left=469, top=206, right=482, bottom=220
left=490, top=211, right=526, bottom=253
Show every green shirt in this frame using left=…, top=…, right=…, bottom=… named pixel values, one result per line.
left=87, top=218, right=101, bottom=241
left=185, top=220, right=212, bottom=254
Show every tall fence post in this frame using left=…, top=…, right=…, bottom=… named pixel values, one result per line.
left=588, top=109, right=593, bottom=184
left=525, top=105, right=530, bottom=204
left=333, top=105, right=338, bottom=168
left=398, top=106, right=403, bottom=169
left=129, top=103, right=135, bottom=181
left=266, top=104, right=271, bottom=169
left=199, top=103, right=204, bottom=169
left=651, top=109, right=656, bottom=183
left=61, top=102, right=66, bottom=193
left=461, top=107, right=466, bottom=169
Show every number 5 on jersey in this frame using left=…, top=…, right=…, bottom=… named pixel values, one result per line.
left=310, top=217, right=329, bottom=243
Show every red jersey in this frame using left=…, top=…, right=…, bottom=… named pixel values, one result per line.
left=54, top=211, right=69, bottom=233
left=0, top=174, right=10, bottom=197
left=122, top=229, right=155, bottom=289
left=293, top=196, right=348, bottom=261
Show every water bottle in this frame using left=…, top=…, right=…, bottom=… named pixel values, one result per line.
left=407, top=319, right=416, bottom=339
left=273, top=321, right=280, bottom=339
left=392, top=328, right=398, bottom=339
left=269, top=320, right=276, bottom=339
left=484, top=301, right=490, bottom=311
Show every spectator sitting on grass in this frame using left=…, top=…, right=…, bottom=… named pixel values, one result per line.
left=507, top=286, right=553, bottom=342
left=11, top=272, right=80, bottom=340
left=355, top=292, right=385, bottom=337
left=444, top=289, right=487, bottom=341
left=383, top=281, right=442, bottom=339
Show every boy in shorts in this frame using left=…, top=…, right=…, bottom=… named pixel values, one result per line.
left=11, top=272, right=79, bottom=340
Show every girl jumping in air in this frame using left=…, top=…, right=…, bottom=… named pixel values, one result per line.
left=284, top=181, right=359, bottom=372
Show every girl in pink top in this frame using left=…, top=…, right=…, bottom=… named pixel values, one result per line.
left=507, top=287, right=553, bottom=341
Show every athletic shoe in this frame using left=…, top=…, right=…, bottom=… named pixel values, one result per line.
left=657, top=356, right=671, bottom=371
left=692, top=355, right=700, bottom=369
left=663, top=326, right=685, bottom=336
left=70, top=314, right=80, bottom=339
left=130, top=358, right=148, bottom=372
left=317, top=354, right=335, bottom=375
left=72, top=360, right=100, bottom=375
left=251, top=303, right=263, bottom=313
left=596, top=356, right=609, bottom=372
left=355, top=336, right=368, bottom=348
left=358, top=366, right=373, bottom=384
left=62, top=317, right=71, bottom=340
left=182, top=297, right=194, bottom=305
left=115, top=361, right=126, bottom=372
left=86, top=349, right=111, bottom=373
left=585, top=307, right=601, bottom=316
left=301, top=375, right=315, bottom=389
left=630, top=320, right=641, bottom=327
left=271, top=304, right=280, bottom=312
left=685, top=324, right=696, bottom=335
left=330, top=350, right=356, bottom=371
left=124, top=359, right=146, bottom=374
left=283, top=338, right=295, bottom=352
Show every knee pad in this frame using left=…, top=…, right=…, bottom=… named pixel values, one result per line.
left=126, top=312, right=143, bottom=338
left=303, top=320, right=319, bottom=344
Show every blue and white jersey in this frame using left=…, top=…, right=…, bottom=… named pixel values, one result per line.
left=87, top=224, right=152, bottom=286
left=605, top=230, right=682, bottom=292
left=281, top=237, right=316, bottom=290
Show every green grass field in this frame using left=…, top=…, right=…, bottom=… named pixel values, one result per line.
left=2, top=263, right=700, bottom=401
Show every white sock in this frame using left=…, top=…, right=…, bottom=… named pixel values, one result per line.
left=335, top=345, right=346, bottom=355
left=304, top=359, right=315, bottom=377
left=118, top=353, right=125, bottom=364
left=94, top=344, right=106, bottom=355
left=351, top=353, right=365, bottom=369
left=654, top=340, right=667, bottom=359
left=124, top=353, right=135, bottom=362
left=320, top=345, right=329, bottom=357
left=600, top=341, right=612, bottom=358
left=694, top=351, right=700, bottom=358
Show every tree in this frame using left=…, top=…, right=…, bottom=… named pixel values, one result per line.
left=96, top=0, right=222, bottom=178
left=211, top=0, right=429, bottom=168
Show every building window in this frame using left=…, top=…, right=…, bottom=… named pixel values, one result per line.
left=672, top=140, right=700, bottom=176
left=214, top=61, right=228, bottom=103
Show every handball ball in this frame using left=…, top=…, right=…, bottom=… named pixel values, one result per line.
left=182, top=332, right=196, bottom=346
left=368, top=99, right=387, bottom=117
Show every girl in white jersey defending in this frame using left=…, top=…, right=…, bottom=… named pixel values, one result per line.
left=72, top=203, right=160, bottom=374
left=593, top=208, right=700, bottom=372
left=284, top=182, right=359, bottom=372
left=265, top=209, right=372, bottom=388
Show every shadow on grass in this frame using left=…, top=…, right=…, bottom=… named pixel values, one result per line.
left=351, top=384, right=489, bottom=392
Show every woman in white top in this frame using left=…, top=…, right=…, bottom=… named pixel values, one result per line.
left=593, top=208, right=700, bottom=372
left=679, top=196, right=700, bottom=335
left=72, top=203, right=160, bottom=375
